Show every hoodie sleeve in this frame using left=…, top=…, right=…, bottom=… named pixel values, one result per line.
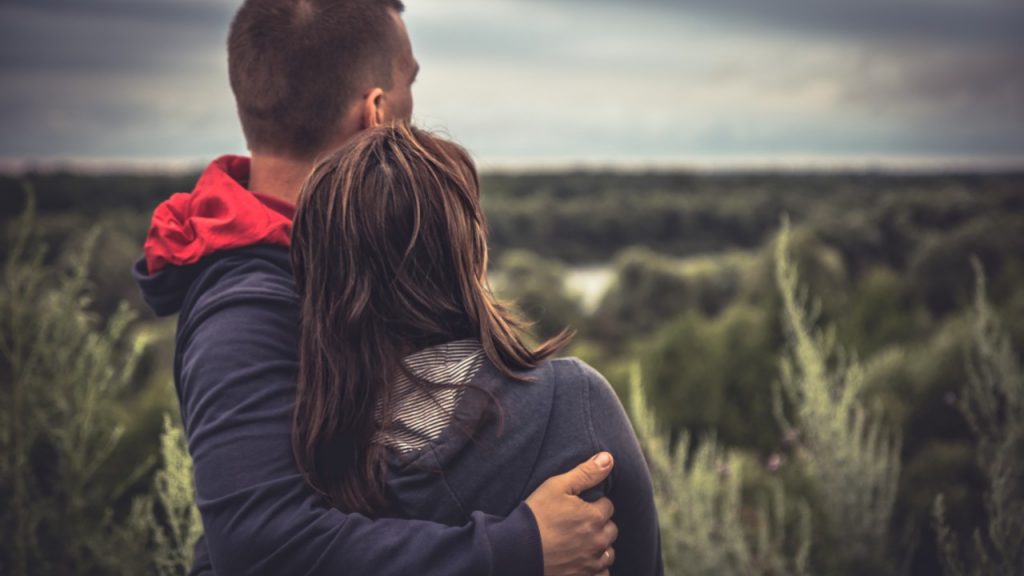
left=174, top=262, right=542, bottom=576
left=573, top=359, right=665, bottom=576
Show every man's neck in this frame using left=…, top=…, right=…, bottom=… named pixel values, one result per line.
left=247, top=154, right=315, bottom=206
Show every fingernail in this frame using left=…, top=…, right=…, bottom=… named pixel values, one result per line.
left=594, top=452, right=612, bottom=469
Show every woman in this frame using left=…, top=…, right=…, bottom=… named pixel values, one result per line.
left=290, top=122, right=663, bottom=575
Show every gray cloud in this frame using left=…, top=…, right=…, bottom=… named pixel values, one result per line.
left=1, top=0, right=1021, bottom=166
left=0, top=1, right=232, bottom=74
left=840, top=46, right=1024, bottom=116
left=561, top=0, right=1024, bottom=47
left=1, top=0, right=235, bottom=28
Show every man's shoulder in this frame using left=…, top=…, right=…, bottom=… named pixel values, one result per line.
left=180, top=245, right=297, bottom=328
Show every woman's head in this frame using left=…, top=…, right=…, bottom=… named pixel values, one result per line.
left=294, top=121, right=486, bottom=349
left=290, top=122, right=572, bottom=514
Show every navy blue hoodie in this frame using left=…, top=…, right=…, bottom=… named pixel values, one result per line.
left=134, top=156, right=662, bottom=575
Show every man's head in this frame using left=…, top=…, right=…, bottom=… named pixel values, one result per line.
left=228, top=0, right=417, bottom=161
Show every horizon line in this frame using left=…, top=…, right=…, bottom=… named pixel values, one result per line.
left=2, top=153, right=1023, bottom=177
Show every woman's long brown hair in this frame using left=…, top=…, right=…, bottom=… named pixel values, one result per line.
left=290, top=122, right=573, bottom=516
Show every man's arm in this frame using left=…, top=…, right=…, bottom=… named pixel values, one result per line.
left=176, top=280, right=615, bottom=576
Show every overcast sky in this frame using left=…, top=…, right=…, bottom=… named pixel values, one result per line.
left=1, top=0, right=1022, bottom=171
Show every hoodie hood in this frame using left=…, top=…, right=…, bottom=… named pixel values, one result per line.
left=133, top=155, right=295, bottom=316
left=384, top=358, right=554, bottom=525
left=144, top=155, right=293, bottom=273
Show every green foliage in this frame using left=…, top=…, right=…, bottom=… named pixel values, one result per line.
left=483, top=171, right=782, bottom=261
left=856, top=314, right=982, bottom=564
left=3, top=169, right=1023, bottom=575
left=0, top=194, right=199, bottom=575
left=934, top=260, right=1024, bottom=576
left=0, top=193, right=142, bottom=574
left=908, top=216, right=1024, bottom=316
left=489, top=249, right=584, bottom=340
left=591, top=247, right=693, bottom=343
left=628, top=364, right=812, bottom=576
left=113, top=414, right=202, bottom=576
left=774, top=220, right=902, bottom=573
left=835, top=266, right=929, bottom=358
left=0, top=172, right=196, bottom=223
left=641, top=304, right=780, bottom=452
left=592, top=247, right=750, bottom=345
left=776, top=227, right=849, bottom=308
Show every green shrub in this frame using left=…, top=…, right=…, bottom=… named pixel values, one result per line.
left=628, top=364, right=811, bottom=576
left=0, top=194, right=142, bottom=574
left=835, top=266, right=930, bottom=358
left=112, top=415, right=202, bottom=576
left=591, top=247, right=694, bottom=343
left=0, top=194, right=199, bottom=575
left=488, top=249, right=584, bottom=340
left=934, top=260, right=1024, bottom=576
left=774, top=219, right=902, bottom=573
left=641, top=304, right=780, bottom=452
left=908, top=215, right=1024, bottom=316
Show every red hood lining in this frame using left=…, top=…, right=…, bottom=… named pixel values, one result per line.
left=143, top=155, right=295, bottom=273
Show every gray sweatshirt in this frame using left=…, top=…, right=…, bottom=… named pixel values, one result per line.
left=381, top=340, right=665, bottom=576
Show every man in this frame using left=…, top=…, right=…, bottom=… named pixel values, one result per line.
left=133, top=1, right=620, bottom=575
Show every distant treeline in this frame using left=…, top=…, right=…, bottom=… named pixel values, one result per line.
left=0, top=172, right=198, bottom=220
left=482, top=171, right=1024, bottom=262
left=4, top=170, right=1022, bottom=264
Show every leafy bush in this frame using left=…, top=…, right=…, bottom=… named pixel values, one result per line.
left=592, top=247, right=751, bottom=346
left=641, top=304, right=780, bottom=452
left=488, top=249, right=584, bottom=340
left=908, top=215, right=1024, bottom=316
left=773, top=220, right=902, bottom=574
left=0, top=195, right=199, bottom=576
left=835, top=265, right=929, bottom=358
left=112, top=415, right=203, bottom=576
left=628, top=364, right=811, bottom=576
left=591, top=247, right=695, bottom=343
left=626, top=221, right=909, bottom=575
left=934, top=260, right=1024, bottom=576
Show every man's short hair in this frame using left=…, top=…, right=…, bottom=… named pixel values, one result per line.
left=228, top=0, right=406, bottom=159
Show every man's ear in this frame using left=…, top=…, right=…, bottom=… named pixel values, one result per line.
left=362, top=88, right=385, bottom=129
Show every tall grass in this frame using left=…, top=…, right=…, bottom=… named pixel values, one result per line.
left=629, top=220, right=906, bottom=575
left=112, top=415, right=203, bottom=576
left=629, top=363, right=812, bottom=576
left=933, top=259, right=1024, bottom=576
left=773, top=220, right=902, bottom=572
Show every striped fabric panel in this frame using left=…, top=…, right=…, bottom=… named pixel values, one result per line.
left=372, top=339, right=485, bottom=454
